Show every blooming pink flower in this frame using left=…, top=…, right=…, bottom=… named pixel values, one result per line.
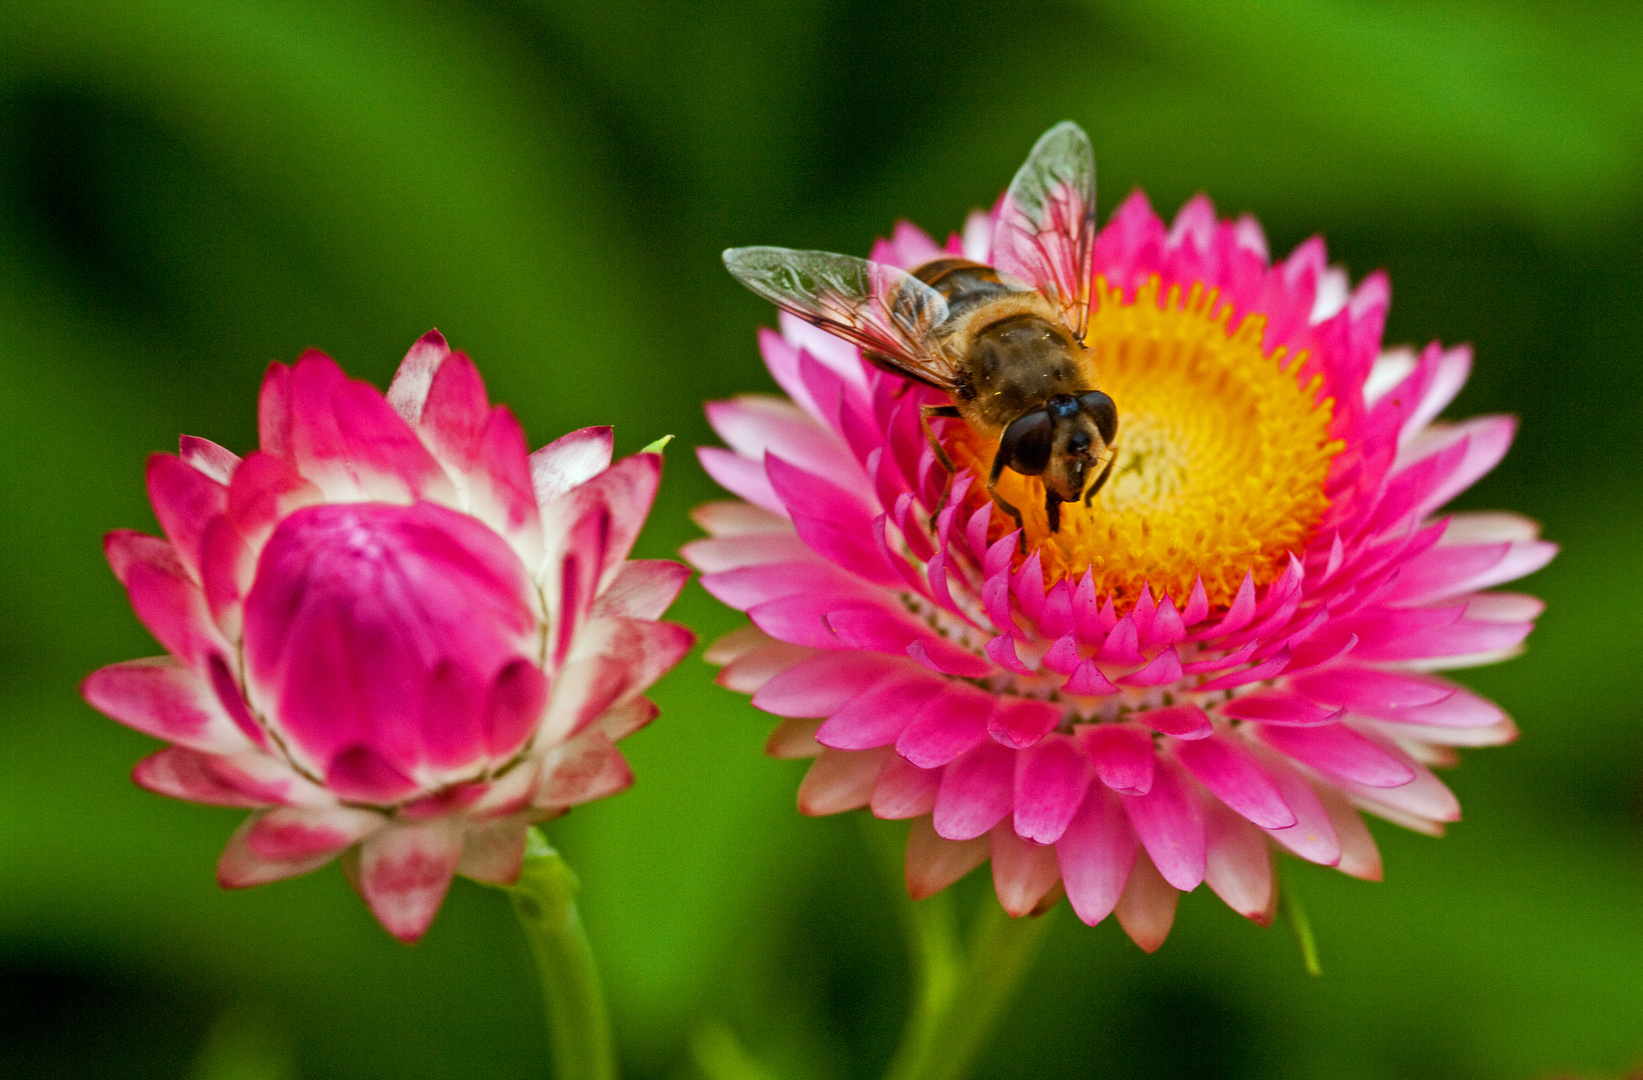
left=84, top=332, right=693, bottom=941
left=691, top=191, right=1554, bottom=951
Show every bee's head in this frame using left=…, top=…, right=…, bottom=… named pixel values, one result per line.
left=998, top=391, right=1119, bottom=505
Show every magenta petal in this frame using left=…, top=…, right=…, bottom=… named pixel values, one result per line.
left=896, top=685, right=994, bottom=768
left=1289, top=666, right=1455, bottom=711
left=1219, top=691, right=1344, bottom=727
left=1248, top=750, right=1342, bottom=866
left=752, top=653, right=907, bottom=717
left=536, top=730, right=635, bottom=808
left=384, top=328, right=452, bottom=423
left=1057, top=784, right=1138, bottom=927
left=531, top=426, right=615, bottom=505
left=1175, top=735, right=1296, bottom=829
left=105, top=531, right=226, bottom=667
left=1118, top=646, right=1183, bottom=687
left=593, top=560, right=691, bottom=620
left=1254, top=723, right=1415, bottom=788
left=991, top=826, right=1062, bottom=918
left=1203, top=799, right=1274, bottom=923
left=82, top=658, right=251, bottom=755
left=277, top=352, right=454, bottom=504
left=326, top=744, right=420, bottom=803
left=1081, top=724, right=1155, bottom=796
left=817, top=673, right=945, bottom=750
left=871, top=754, right=941, bottom=819
left=1063, top=657, right=1118, bottom=696
left=1133, top=704, right=1213, bottom=740
left=1013, top=734, right=1095, bottom=844
left=218, top=815, right=344, bottom=888
left=247, top=805, right=385, bottom=861
left=179, top=435, right=241, bottom=484
left=1121, top=757, right=1206, bottom=891
left=933, top=741, right=1015, bottom=841
left=987, top=696, right=1061, bottom=749
left=356, top=820, right=464, bottom=942
left=483, top=659, right=550, bottom=760
left=539, top=617, right=695, bottom=743
left=134, top=747, right=298, bottom=808
left=146, top=453, right=227, bottom=580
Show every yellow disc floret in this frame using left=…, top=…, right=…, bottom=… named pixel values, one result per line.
left=946, top=276, right=1343, bottom=611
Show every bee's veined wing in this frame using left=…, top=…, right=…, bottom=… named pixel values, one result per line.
left=723, top=246, right=959, bottom=390
left=991, top=121, right=1097, bottom=340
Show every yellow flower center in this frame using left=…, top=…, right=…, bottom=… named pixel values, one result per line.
left=945, top=276, right=1343, bottom=611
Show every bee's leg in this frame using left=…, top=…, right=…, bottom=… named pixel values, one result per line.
left=987, top=452, right=1027, bottom=552
left=1083, top=454, right=1116, bottom=506
left=1045, top=492, right=1063, bottom=533
left=919, top=404, right=962, bottom=473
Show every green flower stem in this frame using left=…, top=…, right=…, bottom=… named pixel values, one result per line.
left=868, top=820, right=1055, bottom=1080
left=502, top=828, right=618, bottom=1080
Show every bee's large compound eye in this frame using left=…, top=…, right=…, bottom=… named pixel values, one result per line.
left=999, top=410, right=1054, bottom=476
left=1078, top=390, right=1118, bottom=445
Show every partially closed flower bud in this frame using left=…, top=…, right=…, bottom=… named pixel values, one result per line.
left=84, top=332, right=693, bottom=941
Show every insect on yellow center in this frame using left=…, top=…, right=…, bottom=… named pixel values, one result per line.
left=945, top=275, right=1344, bottom=611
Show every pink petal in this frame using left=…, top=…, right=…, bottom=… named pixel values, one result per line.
left=1253, top=723, right=1416, bottom=788
left=987, top=696, right=1062, bottom=749
left=105, top=531, right=226, bottom=668
left=765, top=718, right=823, bottom=759
left=1080, top=724, right=1155, bottom=796
left=681, top=532, right=811, bottom=572
left=905, top=815, right=989, bottom=900
left=1246, top=749, right=1342, bottom=866
left=1056, top=784, right=1138, bottom=926
left=146, top=453, right=227, bottom=580
left=817, top=672, right=946, bottom=750
left=539, top=616, right=694, bottom=744
left=688, top=499, right=791, bottom=538
left=1315, top=785, right=1383, bottom=881
left=1013, top=734, right=1096, bottom=845
left=752, top=652, right=908, bottom=717
left=1175, top=735, right=1296, bottom=829
left=384, top=328, right=453, bottom=423
left=798, top=747, right=892, bottom=815
left=1203, top=798, right=1275, bottom=923
left=536, top=730, right=635, bottom=808
left=264, top=353, right=455, bottom=504
left=934, top=741, right=1015, bottom=841
left=871, top=754, right=941, bottom=819
left=896, top=684, right=995, bottom=768
left=1121, top=756, right=1206, bottom=891
left=1289, top=666, right=1455, bottom=711
left=81, top=658, right=253, bottom=755
left=355, top=819, right=465, bottom=942
left=593, top=560, right=691, bottom=620
left=246, top=804, right=385, bottom=861
left=1115, top=849, right=1178, bottom=953
left=179, top=435, right=241, bottom=484
left=456, top=818, right=531, bottom=885
left=1133, top=704, right=1213, bottom=740
left=1219, top=690, right=1344, bottom=727
left=530, top=426, right=614, bottom=505
left=990, top=826, right=1062, bottom=918
left=218, top=813, right=342, bottom=888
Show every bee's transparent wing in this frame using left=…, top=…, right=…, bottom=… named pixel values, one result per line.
left=723, top=246, right=959, bottom=389
left=992, top=121, right=1097, bottom=340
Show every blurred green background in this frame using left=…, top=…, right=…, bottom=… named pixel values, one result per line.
left=1, top=2, right=1640, bottom=1078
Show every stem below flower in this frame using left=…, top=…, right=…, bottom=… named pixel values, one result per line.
left=503, top=828, right=619, bottom=1080
left=869, top=821, right=1055, bottom=1080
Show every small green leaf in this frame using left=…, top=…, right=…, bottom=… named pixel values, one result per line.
left=641, top=434, right=674, bottom=454
left=1280, top=879, right=1323, bottom=977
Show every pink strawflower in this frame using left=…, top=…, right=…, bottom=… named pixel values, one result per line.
left=84, top=332, right=693, bottom=941
left=691, top=189, right=1554, bottom=950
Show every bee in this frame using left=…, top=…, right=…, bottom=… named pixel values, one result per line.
left=723, top=121, right=1117, bottom=538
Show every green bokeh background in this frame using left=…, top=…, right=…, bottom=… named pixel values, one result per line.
left=1, top=2, right=1640, bottom=1077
